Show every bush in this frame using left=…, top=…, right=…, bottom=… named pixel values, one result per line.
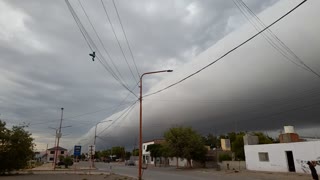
left=63, top=157, right=73, bottom=168
left=219, top=154, right=232, bottom=162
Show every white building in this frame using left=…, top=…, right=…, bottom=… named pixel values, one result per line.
left=244, top=141, right=320, bottom=174
left=142, top=139, right=165, bottom=165
left=47, top=146, right=68, bottom=162
left=142, top=139, right=189, bottom=167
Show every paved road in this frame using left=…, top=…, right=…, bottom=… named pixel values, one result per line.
left=95, top=162, right=252, bottom=180
left=93, top=162, right=311, bottom=180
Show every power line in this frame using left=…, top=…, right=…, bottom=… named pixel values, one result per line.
left=112, top=0, right=140, bottom=77
left=100, top=0, right=139, bottom=83
left=234, top=0, right=320, bottom=78
left=96, top=100, right=138, bottom=137
left=65, top=0, right=138, bottom=98
left=144, top=0, right=308, bottom=98
left=78, top=0, right=129, bottom=88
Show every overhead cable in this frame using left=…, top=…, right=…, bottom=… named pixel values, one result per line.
left=143, top=0, right=308, bottom=98
left=65, top=0, right=138, bottom=98
left=78, top=0, right=129, bottom=88
left=100, top=0, right=139, bottom=83
left=234, top=0, right=320, bottom=78
left=112, top=0, right=141, bottom=77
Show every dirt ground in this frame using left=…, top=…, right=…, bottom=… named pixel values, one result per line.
left=0, top=173, right=136, bottom=180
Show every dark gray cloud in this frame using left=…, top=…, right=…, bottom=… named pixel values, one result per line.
left=6, top=0, right=316, bottom=152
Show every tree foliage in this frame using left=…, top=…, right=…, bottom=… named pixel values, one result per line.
left=202, top=133, right=219, bottom=148
left=146, top=144, right=163, bottom=167
left=164, top=126, right=207, bottom=167
left=111, top=146, right=125, bottom=160
left=0, top=121, right=34, bottom=174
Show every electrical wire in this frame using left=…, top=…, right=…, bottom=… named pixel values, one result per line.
left=65, top=0, right=138, bottom=98
left=112, top=0, right=140, bottom=77
left=143, top=0, right=308, bottom=98
left=100, top=0, right=139, bottom=83
left=96, top=100, right=138, bottom=137
left=234, top=0, right=320, bottom=78
left=78, top=0, right=129, bottom=88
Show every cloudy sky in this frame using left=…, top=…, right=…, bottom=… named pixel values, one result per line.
left=1, top=0, right=320, bottom=151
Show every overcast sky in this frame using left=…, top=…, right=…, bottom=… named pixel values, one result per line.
left=1, top=0, right=320, bottom=152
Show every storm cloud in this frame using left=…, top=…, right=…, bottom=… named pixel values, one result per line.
left=2, top=0, right=319, bottom=151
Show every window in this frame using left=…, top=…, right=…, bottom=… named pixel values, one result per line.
left=50, top=151, right=55, bottom=154
left=61, top=151, right=64, bottom=154
left=151, top=156, right=153, bottom=161
left=143, top=145, right=145, bottom=150
left=49, top=157, right=54, bottom=161
left=259, top=152, right=269, bottom=162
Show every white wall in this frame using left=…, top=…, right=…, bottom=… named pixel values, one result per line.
left=142, top=141, right=155, bottom=164
left=245, top=141, right=320, bottom=174
left=168, top=157, right=189, bottom=167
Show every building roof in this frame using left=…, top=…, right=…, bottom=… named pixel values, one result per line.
left=143, top=139, right=165, bottom=144
left=47, top=146, right=67, bottom=151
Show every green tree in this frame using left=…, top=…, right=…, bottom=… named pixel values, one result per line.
left=202, top=133, right=219, bottom=149
left=146, top=144, right=163, bottom=167
left=111, top=146, right=125, bottom=160
left=0, top=121, right=34, bottom=174
left=164, top=126, right=207, bottom=168
left=231, top=132, right=245, bottom=160
left=253, top=132, right=275, bottom=144
left=132, top=148, right=139, bottom=156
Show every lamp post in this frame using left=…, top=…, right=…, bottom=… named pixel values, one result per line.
left=138, top=70, right=173, bottom=180
left=92, top=120, right=112, bottom=167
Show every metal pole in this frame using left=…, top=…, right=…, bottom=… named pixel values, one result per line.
left=92, top=120, right=112, bottom=168
left=138, top=70, right=172, bottom=180
left=93, top=124, right=98, bottom=168
left=139, top=76, right=143, bottom=180
left=54, top=107, right=64, bottom=170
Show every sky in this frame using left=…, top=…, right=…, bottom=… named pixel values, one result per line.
left=1, top=0, right=320, bottom=152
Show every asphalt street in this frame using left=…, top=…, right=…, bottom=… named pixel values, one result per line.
left=94, top=162, right=310, bottom=180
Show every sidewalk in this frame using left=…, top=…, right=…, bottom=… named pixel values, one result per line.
left=31, top=162, right=97, bottom=171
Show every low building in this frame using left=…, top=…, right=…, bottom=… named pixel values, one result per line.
left=244, top=126, right=320, bottom=174
left=47, top=146, right=68, bottom=162
left=142, top=139, right=165, bottom=165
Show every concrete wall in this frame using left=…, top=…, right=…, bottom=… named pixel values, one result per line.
left=220, top=161, right=246, bottom=170
left=168, top=157, right=188, bottom=167
left=244, top=141, right=320, bottom=174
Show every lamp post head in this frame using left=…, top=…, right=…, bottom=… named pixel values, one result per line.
left=167, top=70, right=173, bottom=72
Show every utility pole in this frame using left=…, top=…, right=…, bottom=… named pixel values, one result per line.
left=138, top=70, right=173, bottom=180
left=89, top=145, right=94, bottom=169
left=53, top=107, right=64, bottom=170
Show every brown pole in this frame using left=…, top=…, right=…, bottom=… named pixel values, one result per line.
left=138, top=76, right=143, bottom=180
left=138, top=70, right=172, bottom=180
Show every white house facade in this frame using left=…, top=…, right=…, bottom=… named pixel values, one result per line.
left=244, top=140, right=320, bottom=174
left=47, top=146, right=68, bottom=162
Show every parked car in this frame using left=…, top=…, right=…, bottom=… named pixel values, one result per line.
left=125, top=160, right=135, bottom=166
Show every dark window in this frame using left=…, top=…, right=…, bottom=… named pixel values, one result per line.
left=49, top=158, right=54, bottom=161
left=61, top=151, right=64, bottom=154
left=258, top=152, right=269, bottom=162
left=50, top=151, right=55, bottom=154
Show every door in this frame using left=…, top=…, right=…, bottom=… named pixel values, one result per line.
left=286, top=151, right=296, bottom=172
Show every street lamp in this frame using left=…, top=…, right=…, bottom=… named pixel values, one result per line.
left=92, top=120, right=112, bottom=167
left=138, top=70, right=173, bottom=180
